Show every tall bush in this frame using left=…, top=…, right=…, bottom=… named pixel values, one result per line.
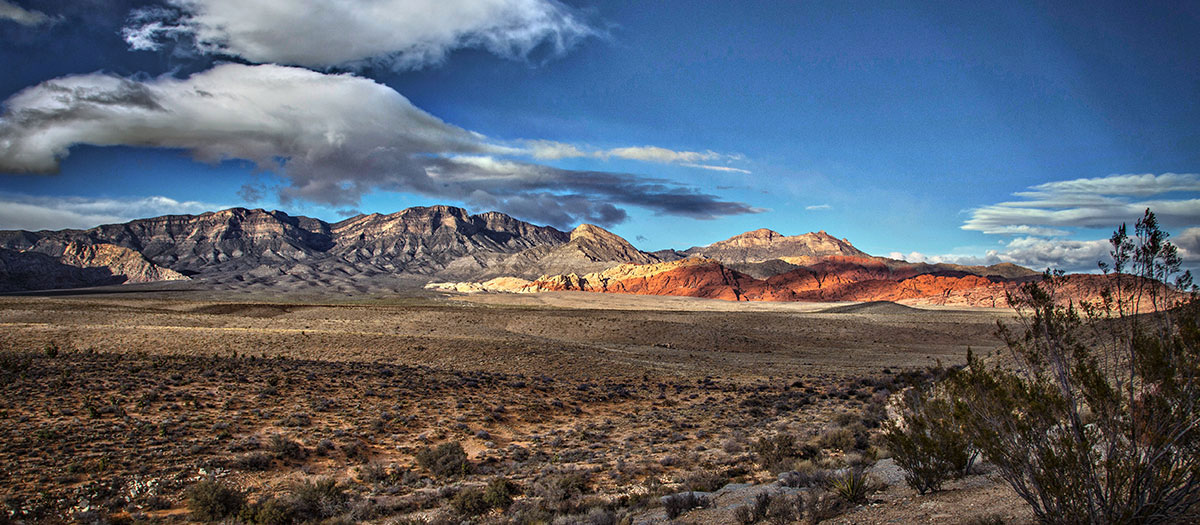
left=949, top=210, right=1199, bottom=523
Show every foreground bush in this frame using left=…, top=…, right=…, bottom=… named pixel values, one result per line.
left=883, top=386, right=976, bottom=494
left=947, top=211, right=1200, bottom=523
left=185, top=480, right=245, bottom=521
left=415, top=441, right=471, bottom=478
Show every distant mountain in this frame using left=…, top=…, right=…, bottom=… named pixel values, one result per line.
left=0, top=205, right=1052, bottom=305
left=474, top=223, right=665, bottom=280
left=0, top=205, right=666, bottom=292
left=684, top=229, right=868, bottom=263
left=461, top=255, right=1101, bottom=308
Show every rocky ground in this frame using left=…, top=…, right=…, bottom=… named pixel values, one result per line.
left=0, top=290, right=1032, bottom=524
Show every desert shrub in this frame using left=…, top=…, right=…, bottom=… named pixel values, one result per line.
left=358, top=462, right=404, bottom=487
left=415, top=441, right=471, bottom=478
left=826, top=467, right=880, bottom=504
left=818, top=427, right=855, bottom=452
left=483, top=477, right=520, bottom=510
left=733, top=504, right=756, bottom=525
left=315, top=438, right=335, bottom=456
left=238, top=497, right=294, bottom=525
left=583, top=506, right=618, bottom=525
left=185, top=480, right=245, bottom=521
left=683, top=469, right=729, bottom=492
left=883, top=386, right=976, bottom=494
left=765, top=493, right=804, bottom=525
left=269, top=434, right=306, bottom=460
left=233, top=451, right=274, bottom=471
left=451, top=487, right=491, bottom=517
left=805, top=491, right=848, bottom=522
left=280, top=412, right=311, bottom=427
left=662, top=492, right=708, bottom=519
left=534, top=470, right=590, bottom=513
left=945, top=210, right=1200, bottom=523
left=751, top=434, right=813, bottom=473
left=341, top=439, right=370, bottom=462
left=778, top=462, right=829, bottom=488
left=287, top=477, right=348, bottom=521
left=966, top=514, right=1007, bottom=525
left=0, top=351, right=31, bottom=375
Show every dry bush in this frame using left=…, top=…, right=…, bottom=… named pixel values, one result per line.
left=883, top=386, right=976, bottom=494
left=415, top=441, right=471, bottom=478
left=185, top=480, right=245, bottom=522
left=947, top=211, right=1200, bottom=523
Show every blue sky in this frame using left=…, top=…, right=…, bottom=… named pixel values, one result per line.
left=1, top=0, right=1198, bottom=272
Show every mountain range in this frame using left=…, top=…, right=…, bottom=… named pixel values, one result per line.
left=0, top=204, right=1061, bottom=306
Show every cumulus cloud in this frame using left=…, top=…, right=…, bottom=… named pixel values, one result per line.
left=888, top=251, right=987, bottom=266
left=0, top=64, right=759, bottom=228
left=891, top=235, right=1197, bottom=274
left=122, top=0, right=596, bottom=69
left=964, top=173, right=1200, bottom=235
left=0, top=0, right=57, bottom=26
left=1176, top=227, right=1200, bottom=254
left=983, top=237, right=1112, bottom=272
left=0, top=193, right=223, bottom=231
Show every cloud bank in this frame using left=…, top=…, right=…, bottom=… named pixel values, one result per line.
left=964, top=173, right=1200, bottom=235
left=952, top=173, right=1200, bottom=272
left=122, top=0, right=596, bottom=69
left=526, top=140, right=750, bottom=173
left=0, top=0, right=56, bottom=26
left=891, top=237, right=1113, bottom=273
left=0, top=193, right=223, bottom=231
left=0, top=64, right=758, bottom=228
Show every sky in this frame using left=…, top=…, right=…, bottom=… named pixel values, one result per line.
left=1, top=0, right=1198, bottom=273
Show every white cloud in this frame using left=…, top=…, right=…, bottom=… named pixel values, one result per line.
left=964, top=173, right=1200, bottom=235
left=122, top=0, right=596, bottom=69
left=805, top=204, right=831, bottom=211
left=0, top=64, right=758, bottom=228
left=526, top=140, right=750, bottom=172
left=604, top=146, right=720, bottom=164
left=1018, top=173, right=1200, bottom=198
left=0, top=0, right=57, bottom=26
left=1175, top=227, right=1200, bottom=263
left=681, top=163, right=751, bottom=174
left=0, top=63, right=495, bottom=177
left=0, top=193, right=224, bottom=231
left=983, top=237, right=1111, bottom=272
left=888, top=251, right=986, bottom=266
left=1176, top=227, right=1200, bottom=254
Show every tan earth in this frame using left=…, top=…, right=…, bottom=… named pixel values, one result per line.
left=0, top=287, right=1037, bottom=524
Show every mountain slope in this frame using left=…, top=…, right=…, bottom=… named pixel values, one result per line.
left=474, top=223, right=663, bottom=279
left=685, top=229, right=868, bottom=263
left=0, top=205, right=660, bottom=291
left=456, top=255, right=1045, bottom=307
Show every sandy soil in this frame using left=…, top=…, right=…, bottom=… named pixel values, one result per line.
left=0, top=288, right=1027, bottom=524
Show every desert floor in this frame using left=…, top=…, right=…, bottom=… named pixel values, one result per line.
left=0, top=287, right=1033, bottom=524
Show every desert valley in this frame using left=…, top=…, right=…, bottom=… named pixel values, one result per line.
left=0, top=204, right=1130, bottom=524
left=3, top=2, right=1198, bottom=523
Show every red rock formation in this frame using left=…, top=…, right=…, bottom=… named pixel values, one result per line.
left=508, top=256, right=1170, bottom=309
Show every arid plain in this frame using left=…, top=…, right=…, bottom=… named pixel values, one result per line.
left=0, top=285, right=1034, bottom=524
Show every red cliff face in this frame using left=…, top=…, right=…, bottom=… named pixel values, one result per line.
left=515, top=256, right=1150, bottom=308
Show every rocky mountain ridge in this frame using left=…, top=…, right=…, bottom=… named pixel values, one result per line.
left=0, top=204, right=1047, bottom=305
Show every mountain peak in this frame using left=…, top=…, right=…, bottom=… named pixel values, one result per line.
left=686, top=227, right=867, bottom=263
left=570, top=223, right=618, bottom=241
left=732, top=228, right=782, bottom=240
